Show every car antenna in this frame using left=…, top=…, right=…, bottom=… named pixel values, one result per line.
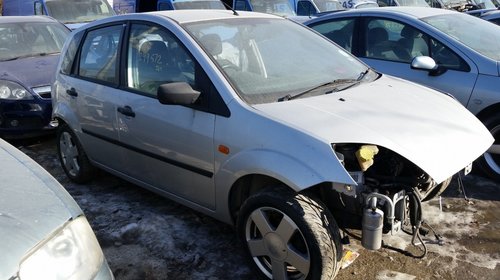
left=222, top=2, right=239, bottom=16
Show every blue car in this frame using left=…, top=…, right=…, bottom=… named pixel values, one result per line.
left=0, top=16, right=69, bottom=138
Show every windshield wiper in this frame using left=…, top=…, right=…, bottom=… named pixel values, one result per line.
left=278, top=69, right=370, bottom=102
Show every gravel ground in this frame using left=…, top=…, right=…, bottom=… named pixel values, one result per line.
left=12, top=135, right=500, bottom=280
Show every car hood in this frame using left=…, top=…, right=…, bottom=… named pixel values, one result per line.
left=254, top=75, right=494, bottom=183
left=0, top=139, right=81, bottom=279
left=0, top=55, right=60, bottom=88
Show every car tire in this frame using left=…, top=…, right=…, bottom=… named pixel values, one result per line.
left=477, top=114, right=500, bottom=182
left=237, top=187, right=342, bottom=280
left=57, top=124, right=95, bottom=183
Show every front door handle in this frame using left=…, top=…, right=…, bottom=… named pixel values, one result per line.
left=117, top=106, right=136, bottom=118
left=66, top=87, right=78, bottom=97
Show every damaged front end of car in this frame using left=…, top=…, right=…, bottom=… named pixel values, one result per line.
left=327, top=143, right=470, bottom=252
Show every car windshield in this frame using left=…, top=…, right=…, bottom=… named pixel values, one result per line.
left=473, top=0, right=497, bottom=8
left=249, top=0, right=296, bottom=16
left=184, top=18, right=370, bottom=104
left=173, top=0, right=226, bottom=9
left=45, top=0, right=115, bottom=24
left=312, top=0, right=343, bottom=12
left=398, top=0, right=430, bottom=7
left=422, top=13, right=500, bottom=60
left=0, top=21, right=69, bottom=62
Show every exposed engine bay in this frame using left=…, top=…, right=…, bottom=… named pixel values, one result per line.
left=327, top=143, right=458, bottom=256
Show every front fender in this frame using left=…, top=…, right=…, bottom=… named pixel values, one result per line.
left=214, top=147, right=356, bottom=221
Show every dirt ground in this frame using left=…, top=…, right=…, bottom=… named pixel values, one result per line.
left=13, top=135, right=500, bottom=280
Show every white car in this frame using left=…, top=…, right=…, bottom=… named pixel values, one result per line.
left=52, top=10, right=492, bottom=279
left=0, top=138, right=113, bottom=280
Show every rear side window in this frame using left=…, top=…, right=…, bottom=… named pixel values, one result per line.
left=78, top=25, right=123, bottom=85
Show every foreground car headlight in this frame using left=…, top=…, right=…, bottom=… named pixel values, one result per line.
left=0, top=80, right=33, bottom=100
left=19, top=216, right=104, bottom=280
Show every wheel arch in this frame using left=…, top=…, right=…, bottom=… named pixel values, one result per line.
left=476, top=102, right=500, bottom=122
left=227, top=174, right=335, bottom=225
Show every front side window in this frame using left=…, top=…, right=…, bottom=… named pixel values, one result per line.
left=79, top=25, right=122, bottom=84
left=127, top=24, right=195, bottom=97
left=364, top=18, right=429, bottom=63
left=309, top=18, right=355, bottom=52
left=185, top=18, right=371, bottom=104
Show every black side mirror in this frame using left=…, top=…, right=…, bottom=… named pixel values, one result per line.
left=411, top=56, right=447, bottom=76
left=157, top=82, right=201, bottom=105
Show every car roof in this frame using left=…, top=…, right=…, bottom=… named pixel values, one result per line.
left=115, top=10, right=281, bottom=25
left=315, top=6, right=460, bottom=20
left=0, top=15, right=60, bottom=24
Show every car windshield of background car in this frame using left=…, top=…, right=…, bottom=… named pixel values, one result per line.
left=248, top=0, right=296, bottom=16
left=398, top=0, right=430, bottom=6
left=45, top=0, right=115, bottom=24
left=173, top=0, right=226, bottom=9
left=0, top=22, right=69, bottom=62
left=314, top=0, right=343, bottom=12
left=422, top=13, right=500, bottom=60
left=184, top=18, right=370, bottom=104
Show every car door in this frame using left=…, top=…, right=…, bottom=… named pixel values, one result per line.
left=116, top=22, right=218, bottom=209
left=358, top=17, right=478, bottom=106
left=69, top=24, right=125, bottom=171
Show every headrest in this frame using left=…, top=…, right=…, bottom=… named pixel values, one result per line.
left=199, top=34, right=222, bottom=56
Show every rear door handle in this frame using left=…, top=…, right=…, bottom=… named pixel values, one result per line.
left=66, top=87, right=78, bottom=97
left=117, top=106, right=136, bottom=118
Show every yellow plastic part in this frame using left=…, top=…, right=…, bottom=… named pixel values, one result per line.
left=355, top=145, right=379, bottom=171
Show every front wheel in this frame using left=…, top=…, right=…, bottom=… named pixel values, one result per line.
left=476, top=114, right=500, bottom=182
left=237, top=187, right=342, bottom=280
left=57, top=124, right=95, bottom=183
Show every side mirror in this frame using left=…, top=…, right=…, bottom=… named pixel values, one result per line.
left=157, top=82, right=201, bottom=105
left=411, top=56, right=447, bottom=76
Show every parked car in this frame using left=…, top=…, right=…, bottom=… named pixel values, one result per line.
left=2, top=0, right=116, bottom=29
left=0, top=138, right=113, bottom=279
left=305, top=7, right=500, bottom=181
left=0, top=16, right=69, bottom=138
left=481, top=9, right=500, bottom=24
left=52, top=10, right=492, bottom=279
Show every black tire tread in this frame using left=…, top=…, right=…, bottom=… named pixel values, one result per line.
left=57, top=123, right=95, bottom=184
left=238, top=186, right=342, bottom=280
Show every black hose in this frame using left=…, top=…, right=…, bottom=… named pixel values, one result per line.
left=408, top=191, right=427, bottom=259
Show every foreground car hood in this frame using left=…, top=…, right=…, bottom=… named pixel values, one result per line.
left=255, top=75, right=494, bottom=183
left=0, top=55, right=59, bottom=88
left=0, top=139, right=81, bottom=279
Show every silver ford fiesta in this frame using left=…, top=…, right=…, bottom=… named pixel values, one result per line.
left=52, top=10, right=493, bottom=279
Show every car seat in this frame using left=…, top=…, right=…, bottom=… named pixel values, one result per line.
left=398, top=25, right=429, bottom=58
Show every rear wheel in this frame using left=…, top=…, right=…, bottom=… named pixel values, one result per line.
left=57, top=124, right=95, bottom=183
left=476, top=114, right=500, bottom=182
left=237, top=187, right=342, bottom=280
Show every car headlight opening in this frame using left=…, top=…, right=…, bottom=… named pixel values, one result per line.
left=19, top=216, right=104, bottom=280
left=0, top=80, right=33, bottom=100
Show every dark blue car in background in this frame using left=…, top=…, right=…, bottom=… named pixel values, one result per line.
left=0, top=16, right=69, bottom=138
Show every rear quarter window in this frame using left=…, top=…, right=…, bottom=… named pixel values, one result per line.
left=60, top=31, right=84, bottom=75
